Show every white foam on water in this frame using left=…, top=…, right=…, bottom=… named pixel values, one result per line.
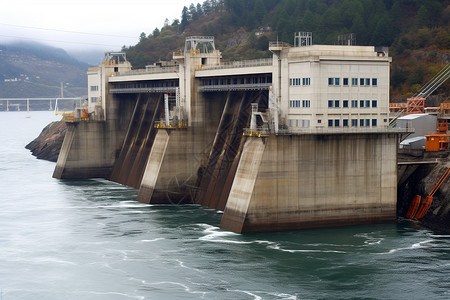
left=150, top=281, right=208, bottom=297
left=268, top=243, right=346, bottom=253
left=139, top=238, right=165, bottom=243
left=175, top=259, right=205, bottom=273
left=227, top=289, right=263, bottom=300
left=87, top=291, right=145, bottom=299
left=379, top=239, right=434, bottom=255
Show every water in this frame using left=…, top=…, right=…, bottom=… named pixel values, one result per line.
left=0, top=111, right=449, bottom=300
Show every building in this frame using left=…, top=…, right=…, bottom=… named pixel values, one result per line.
left=270, top=42, right=391, bottom=132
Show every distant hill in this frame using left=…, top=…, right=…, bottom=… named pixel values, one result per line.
left=0, top=41, right=89, bottom=98
left=124, top=0, right=450, bottom=99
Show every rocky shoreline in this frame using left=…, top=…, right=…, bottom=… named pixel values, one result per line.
left=25, top=120, right=66, bottom=162
left=27, top=121, right=450, bottom=233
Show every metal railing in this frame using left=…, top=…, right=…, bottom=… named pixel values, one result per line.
left=199, top=58, right=272, bottom=71
left=269, top=41, right=291, bottom=48
left=198, top=83, right=271, bottom=92
left=117, top=66, right=179, bottom=76
left=243, top=126, right=415, bottom=136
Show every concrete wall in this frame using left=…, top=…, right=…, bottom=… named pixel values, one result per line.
left=53, top=93, right=135, bottom=179
left=137, top=90, right=228, bottom=204
left=221, top=133, right=398, bottom=233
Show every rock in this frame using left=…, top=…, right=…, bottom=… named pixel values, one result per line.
left=25, top=120, right=66, bottom=162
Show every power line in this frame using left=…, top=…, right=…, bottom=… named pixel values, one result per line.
left=0, top=22, right=136, bottom=39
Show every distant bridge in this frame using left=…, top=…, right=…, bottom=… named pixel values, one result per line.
left=0, top=97, right=85, bottom=111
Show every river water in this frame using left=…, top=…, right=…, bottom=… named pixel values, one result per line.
left=0, top=111, right=449, bottom=300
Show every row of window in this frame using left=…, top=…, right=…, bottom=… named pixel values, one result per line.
left=289, top=100, right=378, bottom=108
left=290, top=78, right=311, bottom=86
left=289, top=100, right=310, bottom=108
left=328, top=100, right=377, bottom=108
left=328, top=77, right=377, bottom=86
left=288, top=118, right=379, bottom=128
left=289, top=119, right=311, bottom=128
left=328, top=119, right=378, bottom=127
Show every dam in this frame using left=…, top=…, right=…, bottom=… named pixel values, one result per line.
left=53, top=35, right=407, bottom=233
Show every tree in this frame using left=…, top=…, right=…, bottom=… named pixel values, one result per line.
left=196, top=3, right=204, bottom=16
left=139, top=32, right=146, bottom=42
left=202, top=0, right=212, bottom=14
left=254, top=0, right=267, bottom=23
left=180, top=6, right=190, bottom=31
left=370, top=15, right=394, bottom=46
left=153, top=28, right=160, bottom=38
left=190, top=3, right=198, bottom=20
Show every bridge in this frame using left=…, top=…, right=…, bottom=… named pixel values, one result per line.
left=0, top=97, right=85, bottom=111
left=53, top=35, right=405, bottom=233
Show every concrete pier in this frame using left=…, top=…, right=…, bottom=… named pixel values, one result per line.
left=221, top=133, right=398, bottom=233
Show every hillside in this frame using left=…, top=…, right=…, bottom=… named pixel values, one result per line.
left=124, top=0, right=450, bottom=99
left=0, top=41, right=88, bottom=98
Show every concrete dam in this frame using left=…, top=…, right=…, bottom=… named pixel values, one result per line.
left=53, top=36, right=405, bottom=233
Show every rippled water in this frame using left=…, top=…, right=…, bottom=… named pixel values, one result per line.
left=0, top=111, right=449, bottom=300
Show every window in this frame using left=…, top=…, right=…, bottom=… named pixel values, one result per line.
left=328, top=100, right=333, bottom=108
left=335, top=78, right=340, bottom=85
left=343, top=100, right=349, bottom=108
left=302, top=78, right=310, bottom=85
left=90, top=97, right=97, bottom=103
left=360, top=119, right=365, bottom=127
left=301, top=120, right=310, bottom=128
left=289, top=119, right=293, bottom=127
left=296, top=78, right=300, bottom=85
left=360, top=78, right=365, bottom=86
left=290, top=79, right=293, bottom=86
left=328, top=78, right=334, bottom=85
left=343, top=78, right=349, bottom=86
left=372, top=78, right=377, bottom=86
left=366, top=100, right=370, bottom=108
left=372, top=119, right=377, bottom=127
left=366, top=78, right=370, bottom=86
left=352, top=119, right=358, bottom=127
left=302, top=100, right=310, bottom=107
left=335, top=119, right=340, bottom=127
left=343, top=119, right=349, bottom=127
left=335, top=100, right=340, bottom=108
left=328, top=120, right=333, bottom=127
left=360, top=100, right=365, bottom=108
left=351, top=100, right=358, bottom=108
left=372, top=100, right=377, bottom=108
left=352, top=78, right=358, bottom=86
left=365, top=119, right=370, bottom=127
left=90, top=85, right=98, bottom=91
left=318, top=120, right=322, bottom=124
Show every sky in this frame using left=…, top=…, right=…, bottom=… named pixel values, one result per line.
left=0, top=0, right=195, bottom=52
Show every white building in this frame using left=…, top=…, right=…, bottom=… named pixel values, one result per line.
left=270, top=43, right=391, bottom=131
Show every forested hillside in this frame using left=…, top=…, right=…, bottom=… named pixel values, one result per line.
left=124, top=0, right=450, bottom=98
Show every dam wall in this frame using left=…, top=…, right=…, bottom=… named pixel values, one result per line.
left=221, top=133, right=399, bottom=233
left=136, top=91, right=229, bottom=204
left=53, top=93, right=135, bottom=179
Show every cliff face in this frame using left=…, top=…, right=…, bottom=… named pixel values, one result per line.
left=26, top=121, right=66, bottom=162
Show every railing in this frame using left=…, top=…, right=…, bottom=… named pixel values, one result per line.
left=243, top=126, right=415, bottom=136
left=109, top=87, right=178, bottom=94
left=199, top=58, right=272, bottom=71
left=154, top=120, right=188, bottom=129
left=117, top=66, right=179, bottom=76
left=198, top=83, right=271, bottom=92
left=269, top=41, right=291, bottom=48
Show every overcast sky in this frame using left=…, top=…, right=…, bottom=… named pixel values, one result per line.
left=0, top=0, right=195, bottom=52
